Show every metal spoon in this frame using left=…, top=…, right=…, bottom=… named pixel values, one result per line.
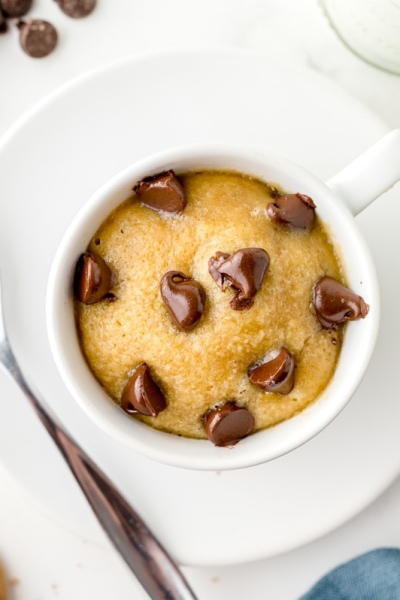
left=0, top=275, right=198, bottom=600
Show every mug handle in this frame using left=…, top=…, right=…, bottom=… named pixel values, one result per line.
left=327, top=129, right=400, bottom=216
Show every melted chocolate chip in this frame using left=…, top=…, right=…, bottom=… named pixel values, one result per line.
left=208, top=248, right=270, bottom=310
left=0, top=0, right=31, bottom=17
left=74, top=251, right=113, bottom=304
left=55, top=0, right=96, bottom=18
left=121, top=363, right=166, bottom=417
left=312, top=276, right=370, bottom=329
left=249, top=347, right=295, bottom=394
left=208, top=251, right=230, bottom=290
left=133, top=170, right=186, bottom=214
left=230, top=295, right=254, bottom=311
left=18, top=19, right=58, bottom=58
left=267, top=193, right=316, bottom=231
left=204, top=402, right=255, bottom=447
left=160, top=271, right=205, bottom=331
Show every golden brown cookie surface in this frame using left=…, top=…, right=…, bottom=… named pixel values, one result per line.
left=76, top=171, right=343, bottom=439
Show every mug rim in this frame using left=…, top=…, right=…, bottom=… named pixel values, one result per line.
left=46, top=143, right=380, bottom=470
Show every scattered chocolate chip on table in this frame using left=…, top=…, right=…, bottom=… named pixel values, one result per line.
left=54, top=0, right=96, bottom=18
left=0, top=0, right=31, bottom=18
left=17, top=18, right=58, bottom=58
left=0, top=0, right=96, bottom=56
left=0, top=11, right=8, bottom=32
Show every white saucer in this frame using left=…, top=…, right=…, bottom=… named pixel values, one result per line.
left=0, top=49, right=398, bottom=568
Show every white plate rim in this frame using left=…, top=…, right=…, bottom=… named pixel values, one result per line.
left=0, top=48, right=397, bottom=567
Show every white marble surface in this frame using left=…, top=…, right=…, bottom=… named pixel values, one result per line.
left=1, top=1, right=400, bottom=598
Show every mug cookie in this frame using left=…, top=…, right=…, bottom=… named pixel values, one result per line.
left=74, top=169, right=369, bottom=446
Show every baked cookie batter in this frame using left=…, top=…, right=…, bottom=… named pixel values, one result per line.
left=75, top=170, right=345, bottom=440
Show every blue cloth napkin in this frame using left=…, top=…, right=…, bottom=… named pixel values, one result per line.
left=300, top=548, right=400, bottom=599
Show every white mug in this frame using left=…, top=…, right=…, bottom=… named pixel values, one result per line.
left=46, top=130, right=400, bottom=470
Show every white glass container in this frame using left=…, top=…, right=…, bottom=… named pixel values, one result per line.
left=322, top=0, right=400, bottom=74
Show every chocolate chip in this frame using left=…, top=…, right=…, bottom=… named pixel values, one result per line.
left=208, top=248, right=270, bottom=310
left=160, top=271, right=205, bottom=331
left=0, top=11, right=7, bottom=32
left=203, top=402, right=255, bottom=447
left=267, top=193, right=316, bottom=231
left=104, top=292, right=117, bottom=302
left=0, top=0, right=31, bottom=17
left=133, top=170, right=186, bottom=214
left=55, top=0, right=96, bottom=18
left=74, top=251, right=113, bottom=304
left=121, top=363, right=166, bottom=417
left=312, top=276, right=370, bottom=329
left=18, top=19, right=58, bottom=58
left=208, top=251, right=230, bottom=290
left=249, top=347, right=295, bottom=394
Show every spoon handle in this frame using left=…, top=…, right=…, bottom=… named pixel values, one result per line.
left=0, top=338, right=198, bottom=600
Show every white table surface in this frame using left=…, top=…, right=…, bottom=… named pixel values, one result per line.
left=1, top=1, right=400, bottom=599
